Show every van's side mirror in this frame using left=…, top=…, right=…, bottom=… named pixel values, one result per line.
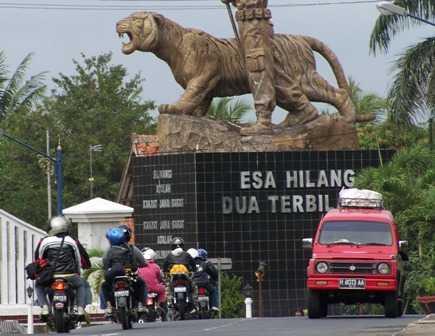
left=399, top=240, right=408, bottom=250
left=302, top=238, right=313, bottom=249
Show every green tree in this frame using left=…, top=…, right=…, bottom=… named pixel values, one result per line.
left=221, top=273, right=244, bottom=318
left=207, top=97, right=252, bottom=123
left=0, top=53, right=155, bottom=227
left=370, top=1, right=435, bottom=125
left=355, top=145, right=435, bottom=310
left=0, top=51, right=46, bottom=121
left=348, top=78, right=389, bottom=120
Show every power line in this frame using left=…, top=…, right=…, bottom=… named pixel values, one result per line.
left=0, top=1, right=381, bottom=11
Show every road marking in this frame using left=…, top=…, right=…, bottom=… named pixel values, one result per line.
left=203, top=320, right=244, bottom=332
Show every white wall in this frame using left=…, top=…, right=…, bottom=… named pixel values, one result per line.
left=78, top=222, right=112, bottom=252
left=0, top=210, right=46, bottom=305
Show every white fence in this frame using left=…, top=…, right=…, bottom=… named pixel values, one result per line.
left=0, top=209, right=46, bottom=305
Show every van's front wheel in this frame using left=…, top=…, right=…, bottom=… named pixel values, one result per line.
left=308, top=290, right=327, bottom=319
left=384, top=292, right=401, bottom=318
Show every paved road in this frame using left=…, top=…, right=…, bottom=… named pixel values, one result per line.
left=46, top=315, right=420, bottom=336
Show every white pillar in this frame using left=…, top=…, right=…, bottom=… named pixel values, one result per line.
left=27, top=299, right=34, bottom=334
left=0, top=218, right=8, bottom=304
left=245, top=297, right=253, bottom=319
left=8, top=222, right=17, bottom=304
left=25, top=232, right=33, bottom=305
left=17, top=227, right=25, bottom=304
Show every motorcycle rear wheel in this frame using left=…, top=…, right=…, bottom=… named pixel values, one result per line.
left=118, top=307, right=132, bottom=330
left=53, top=309, right=68, bottom=333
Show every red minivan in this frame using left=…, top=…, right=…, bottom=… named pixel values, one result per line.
left=303, top=189, right=408, bottom=318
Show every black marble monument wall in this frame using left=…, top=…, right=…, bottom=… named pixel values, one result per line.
left=133, top=150, right=395, bottom=316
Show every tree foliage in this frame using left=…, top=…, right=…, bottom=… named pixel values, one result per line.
left=355, top=145, right=435, bottom=307
left=207, top=97, right=252, bottom=123
left=0, top=51, right=46, bottom=121
left=221, top=273, right=245, bottom=318
left=0, top=53, right=155, bottom=227
left=370, top=1, right=435, bottom=125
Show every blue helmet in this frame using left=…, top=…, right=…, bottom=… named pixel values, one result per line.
left=198, top=248, right=208, bottom=259
left=106, top=227, right=125, bottom=246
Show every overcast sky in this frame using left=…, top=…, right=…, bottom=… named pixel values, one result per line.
left=1, top=0, right=433, bottom=123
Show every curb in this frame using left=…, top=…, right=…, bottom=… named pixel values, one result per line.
left=394, top=314, right=435, bottom=336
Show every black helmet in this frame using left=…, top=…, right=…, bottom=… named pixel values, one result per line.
left=171, top=237, right=184, bottom=250
left=118, top=224, right=132, bottom=242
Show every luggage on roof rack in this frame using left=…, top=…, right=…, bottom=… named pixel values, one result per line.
left=337, top=188, right=384, bottom=209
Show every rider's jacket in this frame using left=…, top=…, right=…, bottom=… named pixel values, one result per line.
left=163, top=248, right=196, bottom=273
left=192, top=257, right=219, bottom=286
left=103, top=243, right=146, bottom=272
left=34, top=233, right=90, bottom=274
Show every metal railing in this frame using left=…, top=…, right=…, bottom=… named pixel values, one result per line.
left=0, top=209, right=46, bottom=305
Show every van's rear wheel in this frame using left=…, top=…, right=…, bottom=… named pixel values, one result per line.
left=308, top=290, right=327, bottom=319
left=384, top=292, right=401, bottom=318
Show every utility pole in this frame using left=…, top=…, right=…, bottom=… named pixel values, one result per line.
left=89, top=144, right=102, bottom=198
left=0, top=128, right=64, bottom=215
left=46, top=130, right=52, bottom=220
left=429, top=115, right=434, bottom=151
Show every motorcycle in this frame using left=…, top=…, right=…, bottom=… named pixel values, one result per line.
left=167, top=264, right=194, bottom=320
left=113, top=273, right=139, bottom=330
left=138, top=292, right=167, bottom=322
left=48, top=276, right=79, bottom=333
left=195, top=286, right=212, bottom=319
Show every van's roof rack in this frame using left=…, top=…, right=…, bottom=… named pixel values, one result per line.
left=337, top=197, right=384, bottom=209
left=337, top=188, right=384, bottom=209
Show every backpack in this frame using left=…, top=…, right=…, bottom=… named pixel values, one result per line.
left=192, top=259, right=210, bottom=285
left=108, top=244, right=136, bottom=269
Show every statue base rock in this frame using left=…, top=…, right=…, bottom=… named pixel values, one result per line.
left=157, top=114, right=359, bottom=152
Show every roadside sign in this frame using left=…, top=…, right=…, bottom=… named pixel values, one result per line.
left=209, top=257, right=232, bottom=270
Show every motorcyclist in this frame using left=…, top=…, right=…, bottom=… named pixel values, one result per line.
left=101, top=227, right=147, bottom=316
left=138, top=248, right=167, bottom=306
left=34, top=215, right=91, bottom=319
left=163, top=238, right=197, bottom=313
left=162, top=237, right=196, bottom=273
left=192, top=248, right=220, bottom=312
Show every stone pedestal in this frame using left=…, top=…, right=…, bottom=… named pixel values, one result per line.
left=157, top=114, right=359, bottom=152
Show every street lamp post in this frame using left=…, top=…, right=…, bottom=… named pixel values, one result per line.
left=377, top=1, right=435, bottom=149
left=89, top=144, right=102, bottom=198
left=377, top=1, right=435, bottom=27
left=0, top=128, right=64, bottom=215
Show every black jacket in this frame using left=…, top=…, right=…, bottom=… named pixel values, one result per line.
left=103, top=243, right=146, bottom=271
left=163, top=248, right=196, bottom=273
left=192, top=257, right=218, bottom=285
left=34, top=233, right=90, bottom=274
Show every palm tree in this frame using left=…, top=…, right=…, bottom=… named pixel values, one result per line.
left=369, top=1, right=435, bottom=126
left=0, top=51, right=46, bottom=121
left=348, top=78, right=390, bottom=122
left=207, top=97, right=252, bottom=123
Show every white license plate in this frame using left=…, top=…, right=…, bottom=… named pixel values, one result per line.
left=339, top=278, right=366, bottom=289
left=53, top=295, right=67, bottom=302
left=198, top=296, right=209, bottom=302
left=114, top=290, right=130, bottom=297
left=174, top=287, right=187, bottom=293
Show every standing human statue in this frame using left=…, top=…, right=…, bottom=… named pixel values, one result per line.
left=221, top=0, right=275, bottom=135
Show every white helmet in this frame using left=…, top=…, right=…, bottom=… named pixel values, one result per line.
left=49, top=216, right=71, bottom=235
left=143, top=248, right=157, bottom=261
left=187, top=248, right=199, bottom=259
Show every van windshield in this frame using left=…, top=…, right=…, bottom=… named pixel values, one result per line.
left=319, top=221, right=392, bottom=246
